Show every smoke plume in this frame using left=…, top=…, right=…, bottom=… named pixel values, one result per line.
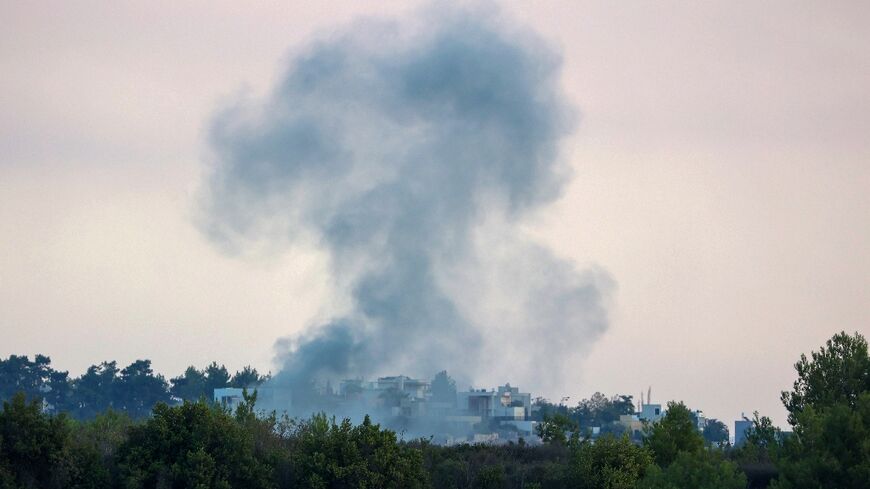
left=202, top=6, right=613, bottom=400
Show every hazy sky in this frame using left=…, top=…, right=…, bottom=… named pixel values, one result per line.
left=1, top=0, right=868, bottom=427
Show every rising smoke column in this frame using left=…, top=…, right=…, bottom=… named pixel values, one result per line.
left=202, top=6, right=614, bottom=398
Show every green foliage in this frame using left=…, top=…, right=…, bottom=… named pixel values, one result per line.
left=781, top=331, right=869, bottom=425
left=71, top=361, right=121, bottom=418
left=171, top=362, right=252, bottom=403
left=640, top=450, right=747, bottom=489
left=773, top=392, right=870, bottom=488
left=0, top=392, right=110, bottom=489
left=0, top=392, right=71, bottom=488
left=570, top=434, right=653, bottom=489
left=204, top=362, right=232, bottom=397
left=0, top=333, right=865, bottom=488
left=531, top=397, right=569, bottom=421
left=773, top=331, right=870, bottom=488
left=643, top=401, right=705, bottom=467
left=170, top=366, right=208, bottom=402
left=0, top=355, right=54, bottom=402
left=116, top=359, right=170, bottom=418
left=287, top=413, right=427, bottom=489
left=69, top=359, right=168, bottom=419
left=702, top=418, right=729, bottom=446
left=535, top=413, right=578, bottom=445
left=472, top=464, right=505, bottom=489
left=574, top=392, right=635, bottom=429
left=431, top=458, right=468, bottom=489
left=231, top=365, right=268, bottom=389
left=744, top=412, right=781, bottom=451
left=69, top=409, right=133, bottom=484
left=117, top=400, right=273, bottom=489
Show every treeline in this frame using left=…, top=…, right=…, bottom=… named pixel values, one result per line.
left=0, top=357, right=268, bottom=419
left=0, top=331, right=867, bottom=488
left=0, top=390, right=757, bottom=489
left=531, top=393, right=730, bottom=446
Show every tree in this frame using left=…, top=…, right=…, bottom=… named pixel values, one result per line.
left=640, top=450, right=746, bottom=489
left=536, top=412, right=578, bottom=445
left=701, top=418, right=729, bottom=446
left=72, top=408, right=133, bottom=464
left=117, top=400, right=273, bottom=489
left=573, top=393, right=635, bottom=431
left=203, top=362, right=231, bottom=398
left=70, top=361, right=120, bottom=419
left=531, top=397, right=569, bottom=421
left=0, top=354, right=55, bottom=402
left=231, top=365, right=267, bottom=389
left=570, top=434, right=653, bottom=489
left=44, top=370, right=73, bottom=413
left=288, top=414, right=427, bottom=488
left=431, top=370, right=457, bottom=404
left=0, top=392, right=71, bottom=488
left=170, top=366, right=208, bottom=401
left=472, top=464, right=505, bottom=489
left=116, top=359, right=170, bottom=418
left=781, top=330, right=869, bottom=425
left=431, top=459, right=468, bottom=489
left=702, top=419, right=728, bottom=446
left=643, top=401, right=705, bottom=466
left=773, top=331, right=870, bottom=488
left=744, top=411, right=780, bottom=450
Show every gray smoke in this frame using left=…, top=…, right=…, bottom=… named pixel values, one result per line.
left=202, top=6, right=613, bottom=401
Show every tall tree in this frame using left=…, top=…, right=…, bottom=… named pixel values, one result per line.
left=170, top=366, right=207, bottom=401
left=44, top=370, right=73, bottom=413
left=231, top=366, right=267, bottom=389
left=116, top=360, right=170, bottom=418
left=643, top=401, right=705, bottom=467
left=203, top=362, right=231, bottom=398
left=773, top=331, right=870, bottom=488
left=0, top=354, right=54, bottom=401
left=781, top=330, right=869, bottom=425
left=71, top=361, right=120, bottom=419
left=701, top=418, right=729, bottom=446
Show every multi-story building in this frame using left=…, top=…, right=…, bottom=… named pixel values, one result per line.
left=639, top=403, right=663, bottom=422
left=457, top=384, right=532, bottom=420
left=734, top=417, right=753, bottom=446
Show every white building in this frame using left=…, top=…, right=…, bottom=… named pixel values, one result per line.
left=457, top=384, right=532, bottom=420
left=734, top=418, right=754, bottom=446
left=213, top=386, right=293, bottom=412
left=214, top=387, right=245, bottom=411
left=639, top=403, right=663, bottom=422
left=376, top=375, right=430, bottom=400
left=693, top=409, right=708, bottom=431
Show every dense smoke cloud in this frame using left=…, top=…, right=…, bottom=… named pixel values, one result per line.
left=202, top=6, right=613, bottom=400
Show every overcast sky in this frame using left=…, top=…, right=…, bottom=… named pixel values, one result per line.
left=1, top=0, right=868, bottom=427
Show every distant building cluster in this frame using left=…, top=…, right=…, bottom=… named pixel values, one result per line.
left=215, top=375, right=538, bottom=444
left=213, top=375, right=749, bottom=446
